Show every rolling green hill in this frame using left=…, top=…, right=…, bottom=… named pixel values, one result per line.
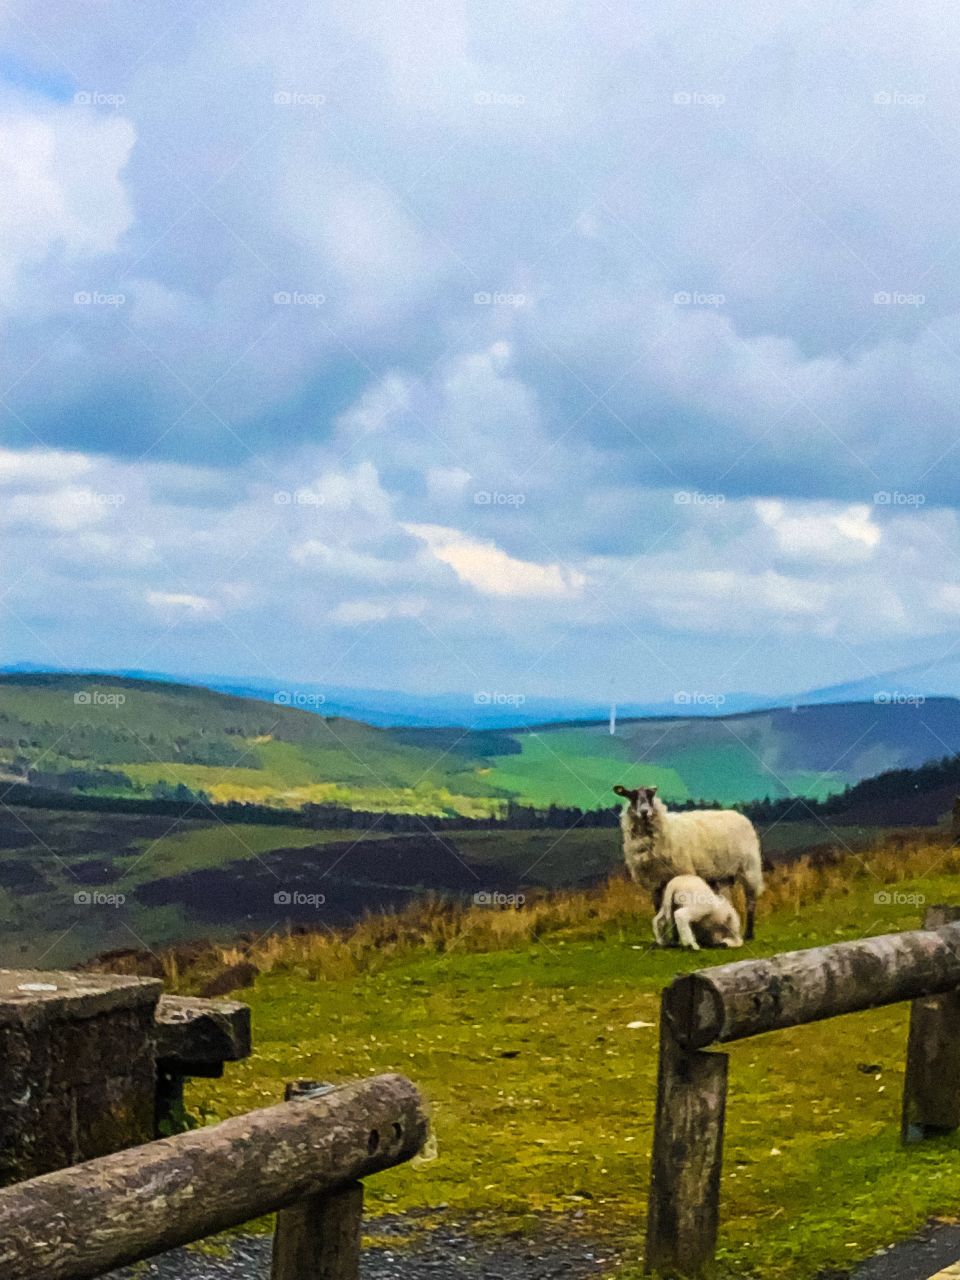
left=411, top=698, right=960, bottom=809
left=0, top=673, right=500, bottom=816
left=3, top=673, right=960, bottom=815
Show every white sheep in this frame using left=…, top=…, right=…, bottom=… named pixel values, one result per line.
left=613, top=784, right=765, bottom=939
left=653, top=874, right=743, bottom=950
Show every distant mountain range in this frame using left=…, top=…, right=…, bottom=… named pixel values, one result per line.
left=0, top=662, right=760, bottom=727
left=3, top=670, right=960, bottom=813
left=5, top=654, right=960, bottom=728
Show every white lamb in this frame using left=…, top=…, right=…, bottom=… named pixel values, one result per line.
left=613, top=784, right=765, bottom=940
left=653, top=874, right=743, bottom=950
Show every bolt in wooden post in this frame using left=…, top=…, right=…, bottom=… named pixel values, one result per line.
left=271, top=1081, right=364, bottom=1280
left=645, top=1002, right=728, bottom=1276
left=902, top=905, right=960, bottom=1144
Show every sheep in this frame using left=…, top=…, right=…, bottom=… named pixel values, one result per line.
left=612, top=784, right=765, bottom=940
left=653, top=874, right=743, bottom=950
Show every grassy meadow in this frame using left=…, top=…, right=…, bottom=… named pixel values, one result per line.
left=160, top=839, right=960, bottom=1279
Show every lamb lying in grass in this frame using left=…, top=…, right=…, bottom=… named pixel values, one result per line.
left=613, top=783, right=764, bottom=939
left=653, top=874, right=743, bottom=950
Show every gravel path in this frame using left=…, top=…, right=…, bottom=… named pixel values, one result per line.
left=842, top=1220, right=960, bottom=1280
left=107, top=1217, right=619, bottom=1280
left=104, top=1211, right=960, bottom=1279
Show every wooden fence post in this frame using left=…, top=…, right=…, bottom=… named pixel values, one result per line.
left=645, top=1003, right=728, bottom=1276
left=271, top=1081, right=364, bottom=1280
left=902, top=905, right=960, bottom=1144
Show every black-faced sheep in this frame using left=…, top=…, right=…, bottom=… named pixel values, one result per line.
left=613, top=784, right=765, bottom=940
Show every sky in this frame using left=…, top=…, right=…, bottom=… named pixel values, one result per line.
left=1, top=1, right=959, bottom=704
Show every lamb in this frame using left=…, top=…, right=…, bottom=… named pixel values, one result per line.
left=653, top=874, right=743, bottom=950
left=613, top=784, right=764, bottom=940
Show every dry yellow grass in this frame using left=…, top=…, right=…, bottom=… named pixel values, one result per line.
left=164, top=834, right=960, bottom=992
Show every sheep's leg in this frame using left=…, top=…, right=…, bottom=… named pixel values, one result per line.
left=674, top=907, right=700, bottom=950
left=652, top=906, right=671, bottom=946
left=744, top=888, right=756, bottom=941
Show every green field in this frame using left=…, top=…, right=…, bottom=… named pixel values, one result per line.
left=186, top=847, right=960, bottom=1279
left=485, top=730, right=689, bottom=810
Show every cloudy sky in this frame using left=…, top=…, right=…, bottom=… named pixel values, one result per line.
left=1, top=1, right=959, bottom=702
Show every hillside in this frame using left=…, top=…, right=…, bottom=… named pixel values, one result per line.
left=406, top=698, right=960, bottom=808
left=0, top=673, right=500, bottom=817
left=3, top=674, right=960, bottom=815
left=159, top=843, right=960, bottom=1280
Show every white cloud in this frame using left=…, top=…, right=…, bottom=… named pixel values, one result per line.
left=404, top=523, right=586, bottom=599
left=309, top=463, right=393, bottom=518
left=425, top=466, right=472, bottom=502
left=933, top=584, right=960, bottom=616
left=1, top=486, right=110, bottom=532
left=0, top=448, right=95, bottom=487
left=145, top=591, right=220, bottom=619
left=330, top=597, right=427, bottom=625
left=336, top=373, right=413, bottom=436
left=290, top=540, right=408, bottom=583
left=0, top=108, right=134, bottom=298
left=756, top=500, right=882, bottom=564
left=644, top=568, right=832, bottom=634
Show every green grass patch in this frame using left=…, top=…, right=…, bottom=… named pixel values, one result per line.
left=486, top=732, right=688, bottom=809
left=191, top=861, right=960, bottom=1279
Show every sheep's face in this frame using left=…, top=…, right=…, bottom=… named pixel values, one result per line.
left=613, top=784, right=659, bottom=823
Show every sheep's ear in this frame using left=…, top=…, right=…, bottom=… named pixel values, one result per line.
left=612, top=785, right=629, bottom=797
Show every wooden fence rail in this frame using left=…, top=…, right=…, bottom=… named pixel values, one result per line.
left=646, top=905, right=960, bottom=1276
left=0, top=1072, right=427, bottom=1280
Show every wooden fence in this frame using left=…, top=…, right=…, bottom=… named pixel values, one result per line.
left=0, top=1072, right=427, bottom=1280
left=645, top=904, right=960, bottom=1276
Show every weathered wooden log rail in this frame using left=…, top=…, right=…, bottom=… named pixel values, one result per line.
left=0, top=1072, right=427, bottom=1280
left=646, top=905, right=960, bottom=1276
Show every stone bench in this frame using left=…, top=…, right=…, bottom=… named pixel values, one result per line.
left=0, top=970, right=252, bottom=1186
